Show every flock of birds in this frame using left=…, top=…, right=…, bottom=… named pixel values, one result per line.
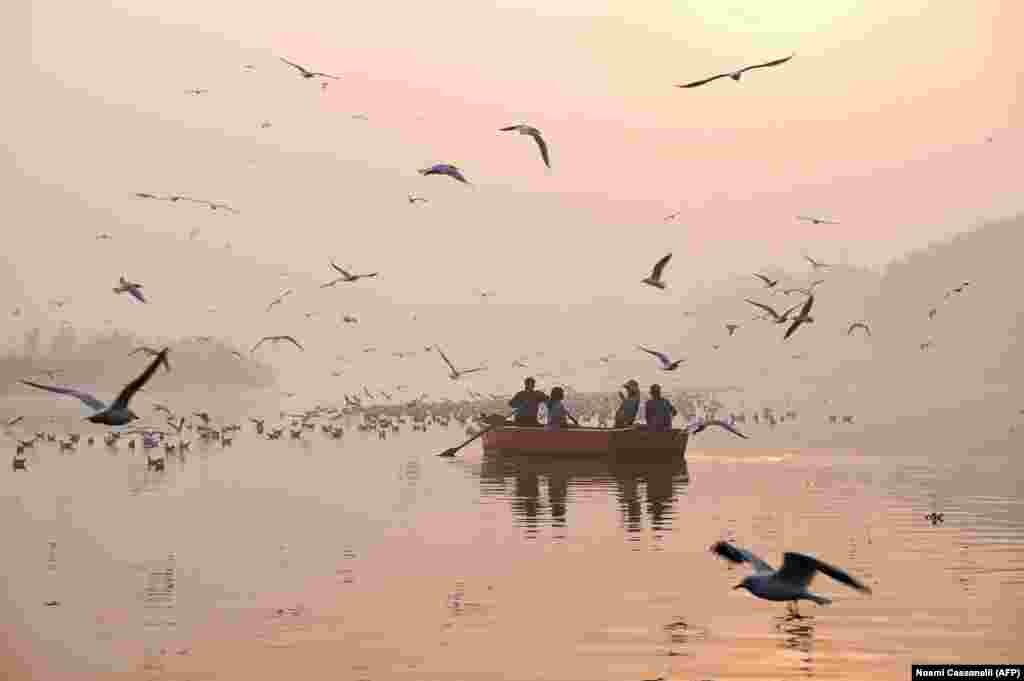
left=6, top=40, right=1000, bottom=640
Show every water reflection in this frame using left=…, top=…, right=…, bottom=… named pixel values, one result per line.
left=775, top=613, right=816, bottom=677
left=479, top=452, right=689, bottom=538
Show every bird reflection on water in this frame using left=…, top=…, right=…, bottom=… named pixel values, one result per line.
left=477, top=451, right=689, bottom=539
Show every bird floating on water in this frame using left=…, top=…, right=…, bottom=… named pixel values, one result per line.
left=498, top=124, right=551, bottom=169
left=20, top=348, right=170, bottom=426
left=642, top=253, right=672, bottom=289
left=710, top=540, right=871, bottom=616
left=676, top=54, right=794, bottom=88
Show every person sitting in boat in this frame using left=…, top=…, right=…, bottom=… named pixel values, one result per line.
left=614, top=379, right=642, bottom=428
left=509, top=377, right=548, bottom=427
left=644, top=384, right=678, bottom=431
left=545, top=387, right=580, bottom=430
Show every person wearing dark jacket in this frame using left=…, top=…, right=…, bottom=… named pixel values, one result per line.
left=509, top=377, right=548, bottom=426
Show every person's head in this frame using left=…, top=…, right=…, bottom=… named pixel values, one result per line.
left=550, top=386, right=565, bottom=401
left=623, top=379, right=640, bottom=396
left=524, top=377, right=536, bottom=390
left=649, top=384, right=662, bottom=398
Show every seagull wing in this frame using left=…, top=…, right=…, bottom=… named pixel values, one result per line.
left=112, top=347, right=169, bottom=409
left=498, top=125, right=523, bottom=131
left=528, top=131, right=551, bottom=168
left=706, top=420, right=748, bottom=439
left=776, top=552, right=871, bottom=593
left=783, top=318, right=803, bottom=341
left=279, top=57, right=309, bottom=75
left=651, top=253, right=672, bottom=280
left=436, top=347, right=458, bottom=374
left=675, top=73, right=730, bottom=88
left=739, top=53, right=795, bottom=74
left=744, top=299, right=783, bottom=320
left=461, top=367, right=486, bottom=375
left=128, top=286, right=147, bottom=303
left=638, top=346, right=671, bottom=367
left=278, top=335, right=304, bottom=351
left=709, top=541, right=774, bottom=574
left=250, top=337, right=270, bottom=354
left=310, top=71, right=341, bottom=79
left=19, top=381, right=108, bottom=412
left=797, top=293, right=815, bottom=318
left=329, top=260, right=353, bottom=279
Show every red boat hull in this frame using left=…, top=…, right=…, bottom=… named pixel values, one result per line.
left=480, top=426, right=687, bottom=458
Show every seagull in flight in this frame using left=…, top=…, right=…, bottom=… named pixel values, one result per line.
left=320, top=260, right=378, bottom=287
left=804, top=255, right=831, bottom=270
left=944, top=281, right=970, bottom=298
left=96, top=232, right=113, bottom=240
left=745, top=299, right=803, bottom=324
left=184, top=89, right=209, bottom=95
left=797, top=215, right=839, bottom=225
left=663, top=210, right=682, bottom=222
left=279, top=57, right=340, bottom=80
left=250, top=336, right=304, bottom=355
left=642, top=253, right=672, bottom=289
left=408, top=194, right=428, bottom=205
left=846, top=322, right=871, bottom=337
left=20, top=348, right=170, bottom=426
left=341, top=314, right=359, bottom=324
left=709, top=540, right=871, bottom=615
left=782, top=280, right=824, bottom=297
left=637, top=346, right=686, bottom=371
left=130, top=346, right=173, bottom=371
left=498, top=124, right=551, bottom=169
left=676, top=54, right=795, bottom=88
left=436, top=347, right=485, bottom=380
left=753, top=273, right=779, bottom=288
left=418, top=164, right=471, bottom=184
left=783, top=294, right=815, bottom=341
left=725, top=323, right=741, bottom=337
left=113, top=276, right=146, bottom=303
left=266, top=289, right=294, bottom=311
left=685, top=417, right=747, bottom=439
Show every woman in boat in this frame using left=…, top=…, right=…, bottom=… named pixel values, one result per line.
left=644, top=384, right=678, bottom=431
left=614, top=379, right=642, bottom=427
left=544, top=387, right=580, bottom=430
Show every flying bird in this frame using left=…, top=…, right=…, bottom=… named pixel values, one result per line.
left=944, top=281, right=970, bottom=298
left=96, top=233, right=113, bottom=240
left=663, top=210, right=682, bottom=222
left=279, top=57, right=340, bottom=80
left=113, top=276, right=146, bottom=303
left=753, top=273, right=779, bottom=288
left=709, top=540, right=871, bottom=614
left=20, top=348, right=170, bottom=426
left=745, top=299, right=803, bottom=324
left=184, top=89, right=209, bottom=95
left=266, top=289, right=294, bottom=311
left=676, top=54, right=795, bottom=88
left=783, top=295, right=815, bottom=341
left=498, top=124, right=551, bottom=169
left=436, top=347, right=485, bottom=380
left=341, top=314, right=359, bottom=324
left=725, top=323, right=741, bottom=337
left=130, top=346, right=173, bottom=371
left=804, top=255, right=831, bottom=270
left=686, top=417, right=747, bottom=439
left=637, top=346, right=686, bottom=371
left=322, top=260, right=378, bottom=286
left=418, top=164, right=471, bottom=184
left=250, top=336, right=304, bottom=355
left=408, top=194, right=428, bottom=205
left=846, top=322, right=871, bottom=337
left=797, top=215, right=839, bottom=225
left=642, top=253, right=672, bottom=289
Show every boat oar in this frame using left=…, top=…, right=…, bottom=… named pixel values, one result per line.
left=438, top=413, right=512, bottom=457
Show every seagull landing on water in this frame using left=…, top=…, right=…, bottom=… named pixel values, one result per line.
left=418, top=164, right=471, bottom=184
left=642, top=253, right=672, bottom=289
left=675, top=54, right=795, bottom=88
left=279, top=57, right=340, bottom=80
left=710, top=540, right=871, bottom=616
left=20, top=348, right=170, bottom=426
left=637, top=346, right=685, bottom=371
left=113, top=277, right=146, bottom=303
left=498, top=124, right=551, bottom=169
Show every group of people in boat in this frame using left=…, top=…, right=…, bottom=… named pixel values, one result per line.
left=508, top=377, right=678, bottom=431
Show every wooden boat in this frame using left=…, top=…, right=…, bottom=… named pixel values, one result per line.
left=480, top=425, right=687, bottom=459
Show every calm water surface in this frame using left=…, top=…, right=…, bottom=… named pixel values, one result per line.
left=1, top=393, right=1022, bottom=680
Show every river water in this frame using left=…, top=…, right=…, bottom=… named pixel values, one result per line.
left=1, top=394, right=1021, bottom=680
